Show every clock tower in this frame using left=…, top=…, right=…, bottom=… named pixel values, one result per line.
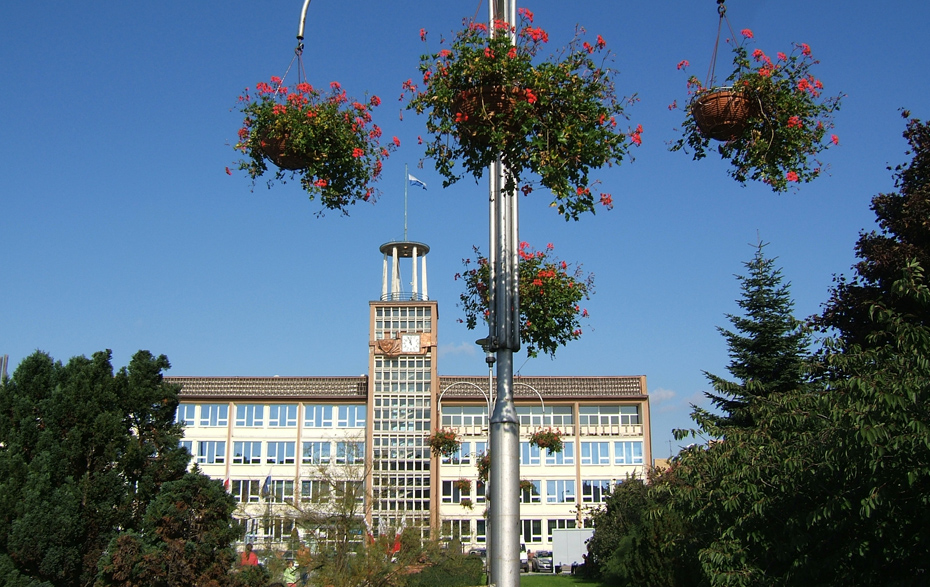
left=367, top=240, right=439, bottom=539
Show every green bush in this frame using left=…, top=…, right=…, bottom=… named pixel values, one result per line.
left=405, top=554, right=483, bottom=587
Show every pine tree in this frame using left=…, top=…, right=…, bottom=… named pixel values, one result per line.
left=697, top=242, right=811, bottom=430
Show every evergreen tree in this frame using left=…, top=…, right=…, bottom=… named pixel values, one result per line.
left=697, top=242, right=811, bottom=430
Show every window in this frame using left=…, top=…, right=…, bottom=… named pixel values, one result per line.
left=268, top=404, right=297, bottom=427
left=335, top=480, right=365, bottom=504
left=266, top=441, right=296, bottom=464
left=302, top=441, right=331, bottom=464
left=197, top=440, right=226, bottom=464
left=546, top=480, right=576, bottom=503
left=545, top=441, right=575, bottom=465
left=522, top=519, right=543, bottom=543
left=441, top=519, right=471, bottom=541
left=176, top=403, right=196, bottom=426
left=578, top=405, right=641, bottom=426
left=520, top=442, right=541, bottom=466
left=304, top=404, right=333, bottom=428
left=520, top=480, right=541, bottom=504
left=231, top=479, right=261, bottom=503
left=516, top=405, right=573, bottom=428
left=233, top=441, right=262, bottom=464
left=581, top=442, right=610, bottom=465
left=614, top=441, right=644, bottom=464
left=267, top=479, right=295, bottom=503
left=620, top=405, right=640, bottom=425
left=199, top=404, right=228, bottom=427
left=476, top=519, right=487, bottom=543
left=180, top=440, right=193, bottom=460
left=301, top=479, right=331, bottom=502
left=476, top=480, right=487, bottom=504
left=582, top=479, right=612, bottom=503
left=442, top=480, right=466, bottom=503
left=441, top=405, right=489, bottom=429
left=338, top=405, right=366, bottom=427
left=547, top=519, right=577, bottom=539
left=442, top=441, right=471, bottom=465
left=235, top=404, right=264, bottom=427
left=336, top=441, right=365, bottom=465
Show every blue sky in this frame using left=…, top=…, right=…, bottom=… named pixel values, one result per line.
left=2, top=1, right=927, bottom=458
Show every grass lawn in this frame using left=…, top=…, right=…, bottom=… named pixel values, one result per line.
left=520, top=574, right=600, bottom=587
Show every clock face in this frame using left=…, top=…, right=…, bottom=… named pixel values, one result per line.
left=401, top=334, right=420, bottom=353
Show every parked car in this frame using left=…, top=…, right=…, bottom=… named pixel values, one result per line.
left=520, top=543, right=529, bottom=573
left=531, top=550, right=553, bottom=573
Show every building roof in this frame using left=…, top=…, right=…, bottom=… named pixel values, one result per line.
left=167, top=375, right=646, bottom=401
left=166, top=376, right=368, bottom=400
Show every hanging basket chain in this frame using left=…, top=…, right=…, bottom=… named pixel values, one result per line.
left=705, top=0, right=739, bottom=89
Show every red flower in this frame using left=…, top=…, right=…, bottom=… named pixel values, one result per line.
left=596, top=35, right=606, bottom=49
left=420, top=28, right=426, bottom=41
left=270, top=76, right=282, bottom=85
left=508, top=46, right=517, bottom=59
left=370, top=95, right=381, bottom=107
left=352, top=148, right=365, bottom=158
left=676, top=60, right=689, bottom=70
left=330, top=81, right=341, bottom=90
left=787, top=116, right=803, bottom=129
left=583, top=41, right=594, bottom=54
left=392, top=136, right=401, bottom=147
left=455, top=112, right=468, bottom=123
left=518, top=7, right=534, bottom=22
left=314, top=179, right=328, bottom=187
left=741, top=29, right=754, bottom=38
left=831, top=134, right=839, bottom=145
left=524, top=89, right=537, bottom=104
left=599, top=193, right=613, bottom=208
left=801, top=43, right=812, bottom=56
left=484, top=47, right=494, bottom=59
left=786, top=171, right=799, bottom=182
left=777, top=52, right=787, bottom=61
left=225, top=166, right=232, bottom=176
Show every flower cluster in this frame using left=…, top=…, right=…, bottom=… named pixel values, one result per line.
left=670, top=30, right=842, bottom=192
left=477, top=452, right=491, bottom=483
left=405, top=9, right=640, bottom=220
left=529, top=427, right=564, bottom=454
left=454, top=478, right=472, bottom=493
left=427, top=428, right=461, bottom=458
left=456, top=242, right=593, bottom=358
left=233, top=77, right=398, bottom=215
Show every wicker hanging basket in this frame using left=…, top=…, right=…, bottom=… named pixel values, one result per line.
left=691, top=88, right=751, bottom=141
left=259, top=131, right=315, bottom=171
left=452, top=86, right=525, bottom=145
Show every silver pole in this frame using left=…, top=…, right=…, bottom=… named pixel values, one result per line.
left=487, top=1, right=520, bottom=586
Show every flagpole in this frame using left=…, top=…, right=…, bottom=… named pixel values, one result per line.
left=404, top=164, right=409, bottom=241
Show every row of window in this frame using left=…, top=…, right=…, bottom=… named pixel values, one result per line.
left=442, top=441, right=644, bottom=467
left=440, top=405, right=641, bottom=428
left=177, top=403, right=366, bottom=428
left=441, top=479, right=614, bottom=505
left=230, top=478, right=364, bottom=504
left=182, top=440, right=365, bottom=465
left=441, top=518, right=580, bottom=544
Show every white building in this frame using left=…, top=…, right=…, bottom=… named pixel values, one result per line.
left=168, top=239, right=651, bottom=552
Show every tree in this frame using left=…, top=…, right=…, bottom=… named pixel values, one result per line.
left=97, top=470, right=254, bottom=587
left=696, top=242, right=812, bottom=430
left=820, top=111, right=930, bottom=344
left=0, top=350, right=244, bottom=587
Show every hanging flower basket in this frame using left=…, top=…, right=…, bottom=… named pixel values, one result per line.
left=477, top=452, right=491, bottom=483
left=670, top=21, right=842, bottom=192
left=428, top=428, right=461, bottom=458
left=454, top=478, right=472, bottom=494
left=529, top=427, right=563, bottom=454
left=457, top=242, right=593, bottom=358
left=519, top=479, right=536, bottom=494
left=460, top=498, right=474, bottom=510
left=405, top=9, right=640, bottom=221
left=232, top=77, right=398, bottom=215
left=690, top=88, right=751, bottom=141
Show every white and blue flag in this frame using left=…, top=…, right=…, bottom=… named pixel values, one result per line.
left=408, top=174, right=427, bottom=190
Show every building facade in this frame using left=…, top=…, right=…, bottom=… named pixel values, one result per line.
left=169, top=239, right=651, bottom=552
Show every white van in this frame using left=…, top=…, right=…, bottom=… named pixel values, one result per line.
left=520, top=543, right=529, bottom=572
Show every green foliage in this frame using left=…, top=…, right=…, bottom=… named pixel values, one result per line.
left=97, top=471, right=245, bottom=586
left=406, top=11, right=639, bottom=220
left=233, top=77, right=397, bottom=215
left=586, top=472, right=700, bottom=587
left=405, top=547, right=483, bottom=587
left=671, top=30, right=842, bottom=191
left=0, top=350, right=191, bottom=587
left=457, top=242, right=593, bottom=358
